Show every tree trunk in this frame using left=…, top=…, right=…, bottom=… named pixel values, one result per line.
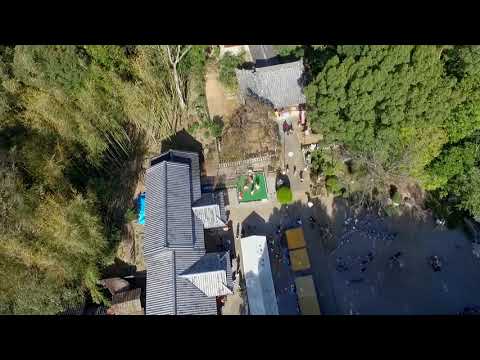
left=172, top=66, right=186, bottom=110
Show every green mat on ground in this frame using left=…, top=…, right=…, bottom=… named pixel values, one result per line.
left=237, top=173, right=268, bottom=202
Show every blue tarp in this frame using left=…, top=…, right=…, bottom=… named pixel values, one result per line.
left=138, top=192, right=145, bottom=225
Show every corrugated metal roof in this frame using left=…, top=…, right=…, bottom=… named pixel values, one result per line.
left=235, top=59, right=306, bottom=109
left=295, top=275, right=321, bottom=315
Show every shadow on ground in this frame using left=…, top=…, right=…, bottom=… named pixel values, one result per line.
left=237, top=200, right=338, bottom=314
left=161, top=129, right=204, bottom=165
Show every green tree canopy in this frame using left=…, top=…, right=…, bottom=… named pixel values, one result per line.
left=0, top=45, right=207, bottom=314
left=306, top=45, right=480, bottom=217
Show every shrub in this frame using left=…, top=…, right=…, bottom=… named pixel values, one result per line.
left=276, top=186, right=293, bottom=204
left=219, top=52, right=245, bottom=90
left=384, top=204, right=401, bottom=217
left=187, top=121, right=200, bottom=134
left=125, top=208, right=137, bottom=222
left=201, top=116, right=224, bottom=139
left=325, top=176, right=344, bottom=196
left=392, top=191, right=402, bottom=205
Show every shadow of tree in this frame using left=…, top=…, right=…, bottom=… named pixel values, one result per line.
left=160, top=129, right=204, bottom=165
left=102, top=257, right=137, bottom=279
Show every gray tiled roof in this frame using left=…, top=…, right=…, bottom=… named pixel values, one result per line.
left=193, top=205, right=226, bottom=229
left=144, top=150, right=232, bottom=315
left=145, top=160, right=204, bottom=255
left=145, top=250, right=175, bottom=315
left=169, top=150, right=202, bottom=202
left=235, top=59, right=306, bottom=109
left=180, top=251, right=233, bottom=297
left=193, top=191, right=227, bottom=225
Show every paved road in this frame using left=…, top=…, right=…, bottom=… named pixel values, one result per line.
left=276, top=116, right=309, bottom=196
left=249, top=45, right=279, bottom=67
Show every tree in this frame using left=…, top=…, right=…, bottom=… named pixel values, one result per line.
left=162, top=45, right=192, bottom=110
left=0, top=45, right=210, bottom=313
left=305, top=45, right=480, bottom=214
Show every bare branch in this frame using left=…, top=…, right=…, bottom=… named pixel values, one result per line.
left=164, top=45, right=174, bottom=67
left=178, top=45, right=192, bottom=63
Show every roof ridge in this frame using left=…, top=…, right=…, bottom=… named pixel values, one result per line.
left=255, top=59, right=303, bottom=72
left=179, top=269, right=232, bottom=297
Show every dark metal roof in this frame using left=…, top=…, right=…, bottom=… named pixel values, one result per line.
left=111, top=288, right=143, bottom=315
left=236, top=59, right=306, bottom=109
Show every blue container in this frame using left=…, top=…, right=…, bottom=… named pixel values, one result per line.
left=138, top=192, right=145, bottom=225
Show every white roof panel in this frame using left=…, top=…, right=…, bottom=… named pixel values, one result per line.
left=240, top=236, right=279, bottom=315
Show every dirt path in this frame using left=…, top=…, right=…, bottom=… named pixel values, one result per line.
left=205, top=63, right=238, bottom=120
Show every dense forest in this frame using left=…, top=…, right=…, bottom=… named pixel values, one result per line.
left=0, top=45, right=208, bottom=314
left=304, top=45, right=480, bottom=221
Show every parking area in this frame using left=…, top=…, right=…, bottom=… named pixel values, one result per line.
left=328, top=213, right=480, bottom=314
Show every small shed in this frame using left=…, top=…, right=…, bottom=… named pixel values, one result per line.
left=109, top=288, right=144, bottom=315
left=295, top=275, right=321, bottom=315
left=286, top=227, right=306, bottom=250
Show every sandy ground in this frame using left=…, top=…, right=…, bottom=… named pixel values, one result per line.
left=205, top=63, right=238, bottom=120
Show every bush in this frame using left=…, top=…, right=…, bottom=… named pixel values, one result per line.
left=219, top=52, right=245, bottom=90
left=325, top=176, right=344, bottom=196
left=384, top=204, right=401, bottom=217
left=392, top=191, right=401, bottom=205
left=201, top=116, right=224, bottom=139
left=276, top=186, right=293, bottom=204
left=125, top=208, right=137, bottom=222
left=187, top=121, right=200, bottom=134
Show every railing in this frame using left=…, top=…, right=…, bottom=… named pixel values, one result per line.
left=218, top=154, right=275, bottom=169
